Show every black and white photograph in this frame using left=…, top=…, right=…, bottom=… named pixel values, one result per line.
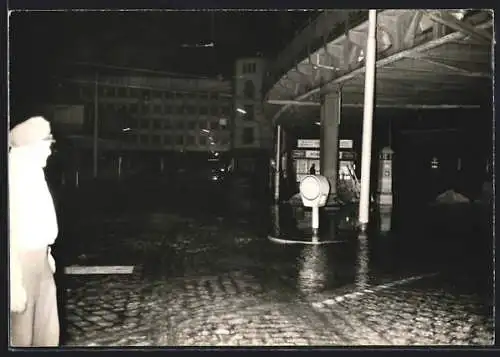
left=7, top=7, right=494, bottom=348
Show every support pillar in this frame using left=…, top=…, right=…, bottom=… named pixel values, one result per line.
left=274, top=125, right=282, bottom=203
left=320, top=90, right=342, bottom=206
left=358, top=9, right=378, bottom=231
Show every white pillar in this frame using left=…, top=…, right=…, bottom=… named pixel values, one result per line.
left=358, top=10, right=378, bottom=231
left=274, top=125, right=282, bottom=202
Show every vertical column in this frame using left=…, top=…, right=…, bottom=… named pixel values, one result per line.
left=274, top=124, right=282, bottom=203
left=320, top=90, right=341, bottom=205
left=358, top=9, right=378, bottom=231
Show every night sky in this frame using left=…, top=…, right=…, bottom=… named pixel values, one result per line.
left=10, top=10, right=316, bottom=78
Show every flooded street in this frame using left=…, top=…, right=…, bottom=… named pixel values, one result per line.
left=51, top=182, right=494, bottom=347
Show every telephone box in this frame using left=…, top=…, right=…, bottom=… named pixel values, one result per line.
left=377, top=147, right=394, bottom=207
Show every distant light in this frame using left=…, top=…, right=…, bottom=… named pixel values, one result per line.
left=201, top=129, right=210, bottom=134
left=315, top=122, right=321, bottom=126
left=212, top=175, right=219, bottom=181
left=122, top=127, right=131, bottom=132
left=237, top=108, right=247, bottom=114
left=214, top=152, right=220, bottom=157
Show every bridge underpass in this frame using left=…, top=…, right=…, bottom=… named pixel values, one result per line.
left=264, top=9, right=493, bottom=214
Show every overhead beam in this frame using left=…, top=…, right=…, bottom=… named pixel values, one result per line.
left=268, top=100, right=480, bottom=110
left=423, top=11, right=493, bottom=44
left=409, top=56, right=491, bottom=77
left=270, top=15, right=492, bottom=123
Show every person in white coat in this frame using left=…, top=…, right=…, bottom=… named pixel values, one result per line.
left=9, top=116, right=59, bottom=347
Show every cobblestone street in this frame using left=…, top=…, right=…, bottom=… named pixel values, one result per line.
left=57, top=201, right=494, bottom=347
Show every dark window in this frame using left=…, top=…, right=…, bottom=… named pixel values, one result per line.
left=129, top=103, right=138, bottom=113
left=210, top=105, right=219, bottom=116
left=199, top=136, right=207, bottom=146
left=164, top=91, right=174, bottom=99
left=176, top=136, right=184, bottom=145
left=221, top=105, right=231, bottom=117
left=154, top=105, right=162, bottom=114
left=153, top=119, right=162, bottom=129
left=186, top=135, right=195, bottom=145
left=200, top=106, right=208, bottom=115
left=164, top=105, right=172, bottom=114
left=243, top=80, right=255, bottom=99
left=187, top=121, right=196, bottom=130
left=199, top=120, right=209, bottom=130
left=140, top=119, right=150, bottom=129
left=163, top=118, right=172, bottom=129
left=151, top=135, right=161, bottom=145
left=141, top=104, right=150, bottom=114
left=176, top=106, right=184, bottom=115
left=117, top=87, right=127, bottom=97
left=186, top=105, right=196, bottom=115
left=163, top=135, right=171, bottom=145
left=244, top=105, right=254, bottom=120
left=242, top=127, right=254, bottom=144
left=130, top=88, right=140, bottom=98
left=140, top=135, right=149, bottom=144
left=175, top=120, right=184, bottom=130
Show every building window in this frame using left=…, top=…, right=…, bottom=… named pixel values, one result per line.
left=199, top=135, right=207, bottom=146
left=243, top=105, right=254, bottom=120
left=199, top=120, right=209, bottom=130
left=186, top=135, right=195, bottom=145
left=210, top=105, right=219, bottom=116
left=199, top=106, right=208, bottom=116
left=80, top=86, right=91, bottom=99
left=175, top=120, right=184, bottom=130
left=140, top=135, right=149, bottom=145
left=187, top=120, right=196, bottom=130
left=186, top=105, right=196, bottom=115
left=176, top=106, right=184, bottom=115
left=154, top=105, right=162, bottom=114
left=164, top=91, right=174, bottom=99
left=243, top=62, right=257, bottom=74
left=242, top=127, right=254, bottom=144
left=163, top=135, right=171, bottom=145
left=243, top=80, right=255, bottom=99
left=136, top=119, right=144, bottom=130
left=164, top=105, right=172, bottom=114
left=141, top=104, right=150, bottom=114
left=151, top=135, right=161, bottom=145
left=117, top=87, right=127, bottom=97
left=128, top=118, right=139, bottom=129
left=176, top=135, right=184, bottom=146
left=153, top=119, right=162, bottom=129
left=163, top=118, right=172, bottom=129
left=221, top=105, right=231, bottom=117
left=130, top=88, right=140, bottom=98
left=130, top=103, right=138, bottom=113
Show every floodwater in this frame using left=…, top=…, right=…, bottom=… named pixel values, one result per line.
left=49, top=179, right=494, bottom=346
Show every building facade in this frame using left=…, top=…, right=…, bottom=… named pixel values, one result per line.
left=45, top=59, right=271, bottom=184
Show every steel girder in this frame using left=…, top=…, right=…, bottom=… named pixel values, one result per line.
left=265, top=9, right=493, bottom=124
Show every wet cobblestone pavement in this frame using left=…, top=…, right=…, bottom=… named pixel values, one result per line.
left=56, top=197, right=493, bottom=347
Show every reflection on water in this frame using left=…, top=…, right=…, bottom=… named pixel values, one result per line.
left=355, top=232, right=369, bottom=289
left=297, top=245, right=328, bottom=294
